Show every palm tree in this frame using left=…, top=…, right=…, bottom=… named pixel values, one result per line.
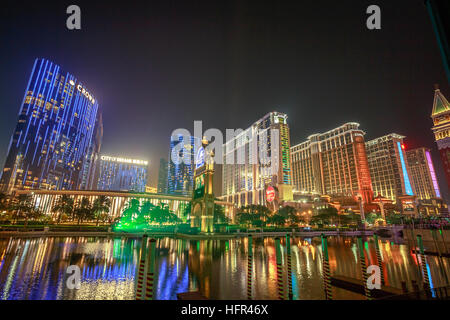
left=278, top=206, right=302, bottom=226
left=239, top=205, right=271, bottom=227
left=74, top=197, right=92, bottom=225
left=267, top=213, right=286, bottom=227
left=311, top=207, right=339, bottom=227
left=52, top=195, right=74, bottom=224
left=24, top=207, right=43, bottom=229
left=236, top=211, right=253, bottom=227
left=92, top=196, right=111, bottom=226
left=11, top=194, right=34, bottom=224
left=214, top=204, right=229, bottom=224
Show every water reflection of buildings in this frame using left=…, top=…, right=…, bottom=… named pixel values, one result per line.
left=187, top=240, right=216, bottom=298
left=0, top=237, right=138, bottom=299
left=0, top=236, right=448, bottom=300
left=154, top=238, right=191, bottom=300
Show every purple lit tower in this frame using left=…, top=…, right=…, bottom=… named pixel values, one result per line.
left=406, top=147, right=448, bottom=214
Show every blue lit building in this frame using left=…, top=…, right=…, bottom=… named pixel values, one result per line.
left=157, top=158, right=168, bottom=194
left=0, top=58, right=102, bottom=193
left=365, top=133, right=415, bottom=204
left=97, top=155, right=148, bottom=192
left=167, top=135, right=199, bottom=196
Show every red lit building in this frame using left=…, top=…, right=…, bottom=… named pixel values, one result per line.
left=290, top=122, right=373, bottom=204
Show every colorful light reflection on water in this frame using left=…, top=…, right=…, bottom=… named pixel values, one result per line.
left=0, top=236, right=448, bottom=300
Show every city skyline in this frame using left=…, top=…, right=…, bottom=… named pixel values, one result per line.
left=1, top=57, right=449, bottom=206
left=1, top=0, right=450, bottom=305
left=0, top=0, right=449, bottom=199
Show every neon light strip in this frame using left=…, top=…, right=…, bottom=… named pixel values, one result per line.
left=425, top=150, right=441, bottom=198
left=397, top=142, right=413, bottom=196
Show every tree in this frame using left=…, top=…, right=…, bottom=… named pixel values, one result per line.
left=214, top=205, right=229, bottom=224
left=236, top=211, right=253, bottom=227
left=311, top=207, right=339, bottom=227
left=182, top=201, right=192, bottom=222
left=25, top=208, right=43, bottom=228
left=365, top=212, right=380, bottom=225
left=237, top=205, right=271, bottom=227
left=121, top=198, right=140, bottom=224
left=386, top=212, right=407, bottom=225
left=267, top=213, right=287, bottom=226
left=52, top=195, right=74, bottom=224
left=338, top=212, right=360, bottom=226
left=74, top=197, right=92, bottom=225
left=151, top=203, right=180, bottom=225
left=115, top=200, right=182, bottom=232
left=9, top=194, right=44, bottom=229
left=92, top=196, right=111, bottom=226
left=278, top=206, right=303, bottom=226
left=10, top=194, right=34, bottom=224
left=250, top=205, right=271, bottom=222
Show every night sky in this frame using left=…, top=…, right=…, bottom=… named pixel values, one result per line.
left=1, top=0, right=449, bottom=199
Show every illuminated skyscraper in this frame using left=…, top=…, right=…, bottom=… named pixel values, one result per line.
left=0, top=58, right=102, bottom=193
left=79, top=112, right=103, bottom=190
left=406, top=147, right=447, bottom=214
left=406, top=147, right=441, bottom=200
left=221, top=112, right=293, bottom=207
left=365, top=134, right=414, bottom=204
left=97, top=155, right=148, bottom=192
left=167, top=135, right=198, bottom=196
left=431, top=86, right=450, bottom=190
left=157, top=158, right=168, bottom=194
left=291, top=123, right=373, bottom=204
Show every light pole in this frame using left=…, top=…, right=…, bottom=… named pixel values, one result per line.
left=357, top=195, right=366, bottom=228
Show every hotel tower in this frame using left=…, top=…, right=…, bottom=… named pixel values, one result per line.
left=97, top=155, right=148, bottom=192
left=221, top=112, right=293, bottom=208
left=0, top=58, right=102, bottom=193
left=406, top=147, right=447, bottom=214
left=167, top=135, right=199, bottom=196
left=365, top=134, right=414, bottom=203
left=290, top=123, right=373, bottom=204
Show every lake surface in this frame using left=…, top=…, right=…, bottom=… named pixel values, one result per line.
left=0, top=235, right=448, bottom=300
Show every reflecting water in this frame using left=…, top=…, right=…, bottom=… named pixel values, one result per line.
left=0, top=235, right=448, bottom=300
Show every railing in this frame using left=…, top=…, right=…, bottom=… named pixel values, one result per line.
left=382, top=286, right=450, bottom=300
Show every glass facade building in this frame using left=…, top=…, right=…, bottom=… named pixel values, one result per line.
left=365, top=133, right=414, bottom=204
left=157, top=158, right=168, bottom=194
left=406, top=147, right=442, bottom=200
left=0, top=58, right=102, bottom=193
left=167, top=135, right=199, bottom=196
left=97, top=156, right=148, bottom=192
left=221, top=112, right=293, bottom=207
left=406, top=147, right=447, bottom=214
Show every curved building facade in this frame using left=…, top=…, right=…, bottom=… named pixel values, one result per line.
left=291, top=122, right=373, bottom=204
left=0, top=58, right=102, bottom=193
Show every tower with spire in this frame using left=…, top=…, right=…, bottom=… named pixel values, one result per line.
left=431, top=85, right=450, bottom=190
